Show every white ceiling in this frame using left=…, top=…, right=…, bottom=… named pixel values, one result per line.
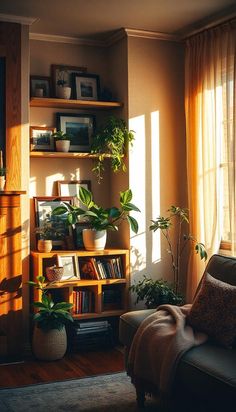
left=0, top=0, right=235, bottom=39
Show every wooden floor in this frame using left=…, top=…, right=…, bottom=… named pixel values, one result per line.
left=0, top=348, right=125, bottom=388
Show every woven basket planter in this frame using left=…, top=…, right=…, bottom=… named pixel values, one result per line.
left=46, top=265, right=64, bottom=282
left=32, top=326, right=67, bottom=361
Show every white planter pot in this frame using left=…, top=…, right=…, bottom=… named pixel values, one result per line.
left=37, top=239, right=53, bottom=253
left=56, top=86, right=71, bottom=99
left=0, top=176, right=5, bottom=191
left=55, top=140, right=70, bottom=152
left=82, top=229, right=107, bottom=251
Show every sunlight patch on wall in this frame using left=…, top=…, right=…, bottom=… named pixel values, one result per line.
left=29, top=176, right=36, bottom=197
left=46, top=173, right=65, bottom=196
left=129, top=114, right=146, bottom=271
left=151, top=110, right=161, bottom=263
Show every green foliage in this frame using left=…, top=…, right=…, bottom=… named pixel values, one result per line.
left=52, top=186, right=140, bottom=233
left=52, top=130, right=71, bottom=140
left=130, top=276, right=184, bottom=309
left=91, top=116, right=135, bottom=183
left=28, top=275, right=73, bottom=331
left=34, top=219, right=63, bottom=240
left=150, top=206, right=207, bottom=294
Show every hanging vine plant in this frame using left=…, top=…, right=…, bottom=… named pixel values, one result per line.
left=91, top=116, right=135, bottom=183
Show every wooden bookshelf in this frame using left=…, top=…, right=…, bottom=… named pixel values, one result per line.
left=30, top=97, right=123, bottom=110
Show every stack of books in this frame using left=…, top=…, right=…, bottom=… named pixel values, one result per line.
left=73, top=289, right=94, bottom=314
left=79, top=256, right=124, bottom=280
left=68, top=320, right=114, bottom=351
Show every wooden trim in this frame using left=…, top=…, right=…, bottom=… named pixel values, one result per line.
left=30, top=151, right=113, bottom=159
left=30, top=97, right=123, bottom=109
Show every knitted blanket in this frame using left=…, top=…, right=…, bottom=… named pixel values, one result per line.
left=127, top=304, right=207, bottom=396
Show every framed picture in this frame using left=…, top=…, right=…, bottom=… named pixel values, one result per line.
left=30, top=76, right=51, bottom=98
left=72, top=73, right=100, bottom=101
left=30, top=126, right=55, bottom=151
left=56, top=113, right=95, bottom=152
left=57, top=180, right=91, bottom=207
left=34, top=196, right=73, bottom=249
left=57, top=253, right=80, bottom=280
left=51, top=64, right=87, bottom=98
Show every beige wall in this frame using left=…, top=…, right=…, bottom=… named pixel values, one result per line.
left=127, top=36, right=187, bottom=307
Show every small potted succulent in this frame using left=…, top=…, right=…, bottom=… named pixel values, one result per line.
left=52, top=186, right=140, bottom=250
left=35, top=219, right=62, bottom=253
left=28, top=275, right=73, bottom=360
left=52, top=130, right=71, bottom=152
left=56, top=70, right=71, bottom=99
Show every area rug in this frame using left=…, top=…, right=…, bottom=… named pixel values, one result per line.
left=0, top=372, right=160, bottom=412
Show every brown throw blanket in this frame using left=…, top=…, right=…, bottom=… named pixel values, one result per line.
left=127, top=304, right=208, bottom=396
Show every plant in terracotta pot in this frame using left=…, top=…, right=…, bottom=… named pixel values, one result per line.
left=28, top=275, right=73, bottom=360
left=52, top=130, right=71, bottom=152
left=91, top=116, right=135, bottom=183
left=35, top=219, right=62, bottom=253
left=52, top=186, right=140, bottom=250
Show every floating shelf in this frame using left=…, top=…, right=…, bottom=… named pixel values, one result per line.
left=30, top=151, right=112, bottom=159
left=30, top=97, right=123, bottom=110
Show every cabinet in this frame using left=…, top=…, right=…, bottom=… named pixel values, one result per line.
left=31, top=249, right=130, bottom=320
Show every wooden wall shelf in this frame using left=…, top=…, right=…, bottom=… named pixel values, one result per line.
left=30, top=151, right=112, bottom=159
left=30, top=97, right=123, bottom=110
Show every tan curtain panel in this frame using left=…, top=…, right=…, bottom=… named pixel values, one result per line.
left=185, top=21, right=236, bottom=302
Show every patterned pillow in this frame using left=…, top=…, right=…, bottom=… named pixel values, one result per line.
left=187, top=272, right=236, bottom=348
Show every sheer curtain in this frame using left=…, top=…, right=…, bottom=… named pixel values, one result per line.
left=185, top=21, right=236, bottom=302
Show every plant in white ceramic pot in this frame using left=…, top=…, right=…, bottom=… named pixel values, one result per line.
left=56, top=71, right=71, bottom=99
left=28, top=275, right=73, bottom=360
left=52, top=186, right=140, bottom=250
left=52, top=130, right=71, bottom=152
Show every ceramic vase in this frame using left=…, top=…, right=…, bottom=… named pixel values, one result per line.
left=55, top=140, right=70, bottom=152
left=82, top=228, right=107, bottom=251
left=37, top=239, right=53, bottom=253
left=57, top=86, right=71, bottom=100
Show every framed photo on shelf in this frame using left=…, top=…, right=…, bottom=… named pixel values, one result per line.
left=56, top=113, right=95, bottom=152
left=30, top=75, right=51, bottom=98
left=30, top=126, right=55, bottom=151
left=34, top=196, right=73, bottom=249
left=57, top=180, right=91, bottom=207
left=51, top=64, right=87, bottom=98
left=57, top=253, right=80, bottom=280
left=72, top=73, right=100, bottom=100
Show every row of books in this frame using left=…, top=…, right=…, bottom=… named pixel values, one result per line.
left=79, top=256, right=124, bottom=280
left=72, top=289, right=94, bottom=314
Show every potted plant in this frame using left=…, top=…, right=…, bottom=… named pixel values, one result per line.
left=56, top=70, right=71, bottom=99
left=52, top=130, right=71, bottom=152
left=28, top=275, right=73, bottom=360
left=91, top=116, right=135, bottom=183
left=52, top=186, right=140, bottom=250
left=149, top=205, right=208, bottom=295
left=130, top=276, right=184, bottom=308
left=0, top=167, right=6, bottom=191
left=35, top=219, right=62, bottom=252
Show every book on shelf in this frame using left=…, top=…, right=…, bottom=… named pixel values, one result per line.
left=79, top=256, right=124, bottom=280
left=73, top=289, right=94, bottom=314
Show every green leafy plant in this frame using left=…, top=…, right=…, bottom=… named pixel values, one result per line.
left=52, top=130, right=71, bottom=141
left=91, top=116, right=135, bottom=183
left=130, top=276, right=184, bottom=308
left=52, top=186, right=140, bottom=234
left=28, top=275, right=73, bottom=331
left=150, top=206, right=207, bottom=294
left=34, top=219, right=63, bottom=240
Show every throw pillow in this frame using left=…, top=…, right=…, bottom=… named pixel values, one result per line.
left=187, top=272, right=236, bottom=348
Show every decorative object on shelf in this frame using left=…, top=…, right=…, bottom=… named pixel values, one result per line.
left=45, top=265, right=64, bottom=282
left=51, top=64, right=87, bottom=98
left=52, top=186, right=140, bottom=250
left=30, top=75, right=51, bottom=98
left=37, top=239, right=53, bottom=253
left=91, top=116, right=135, bottom=183
left=72, top=73, right=100, bottom=101
left=149, top=205, right=208, bottom=295
left=0, top=150, right=6, bottom=191
left=57, top=180, right=91, bottom=207
left=130, top=276, right=184, bottom=309
left=56, top=253, right=80, bottom=280
left=34, top=196, right=73, bottom=250
left=56, top=83, right=71, bottom=100
left=56, top=113, right=95, bottom=152
left=52, top=130, right=71, bottom=152
left=30, top=126, right=55, bottom=151
left=27, top=275, right=73, bottom=361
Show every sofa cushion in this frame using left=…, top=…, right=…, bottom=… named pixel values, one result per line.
left=119, top=309, right=156, bottom=348
left=187, top=272, right=236, bottom=348
left=175, top=342, right=236, bottom=403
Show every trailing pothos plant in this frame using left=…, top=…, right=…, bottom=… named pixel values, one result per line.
left=149, top=206, right=207, bottom=295
left=91, top=116, right=135, bottom=183
left=52, top=186, right=140, bottom=234
left=28, top=275, right=73, bottom=331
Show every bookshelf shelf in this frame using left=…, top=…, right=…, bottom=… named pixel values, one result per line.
left=30, top=97, right=123, bottom=110
left=30, top=249, right=130, bottom=320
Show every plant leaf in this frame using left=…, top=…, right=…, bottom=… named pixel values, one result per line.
left=127, top=215, right=139, bottom=234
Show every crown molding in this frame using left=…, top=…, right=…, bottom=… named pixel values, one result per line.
left=0, top=13, right=38, bottom=26
left=30, top=32, right=106, bottom=47
left=124, top=28, right=180, bottom=42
